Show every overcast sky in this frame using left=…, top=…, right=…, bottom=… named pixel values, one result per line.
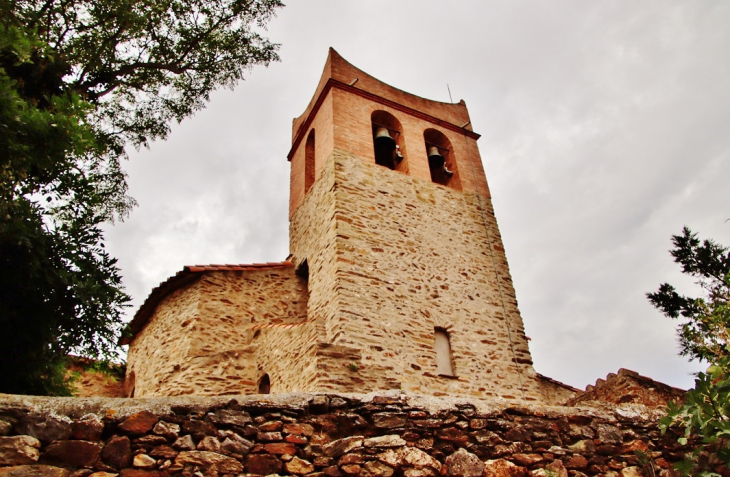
left=104, top=1, right=730, bottom=391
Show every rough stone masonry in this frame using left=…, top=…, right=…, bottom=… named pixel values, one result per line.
left=0, top=392, right=690, bottom=477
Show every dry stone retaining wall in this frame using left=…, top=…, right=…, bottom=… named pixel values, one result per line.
left=0, top=393, right=688, bottom=477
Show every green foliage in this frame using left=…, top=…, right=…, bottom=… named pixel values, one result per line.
left=0, top=0, right=282, bottom=394
left=659, top=355, right=730, bottom=477
left=647, top=227, right=730, bottom=362
left=650, top=228, right=730, bottom=476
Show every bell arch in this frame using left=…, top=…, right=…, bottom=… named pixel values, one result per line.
left=424, top=129, right=460, bottom=190
left=371, top=110, right=408, bottom=173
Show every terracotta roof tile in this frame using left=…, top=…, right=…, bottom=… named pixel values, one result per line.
left=120, top=261, right=293, bottom=345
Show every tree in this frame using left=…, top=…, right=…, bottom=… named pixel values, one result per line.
left=648, top=228, right=730, bottom=476
left=648, top=227, right=730, bottom=362
left=0, top=0, right=282, bottom=394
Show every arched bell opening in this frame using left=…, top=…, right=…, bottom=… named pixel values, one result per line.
left=304, top=129, right=316, bottom=194
left=371, top=111, right=408, bottom=173
left=424, top=129, right=460, bottom=190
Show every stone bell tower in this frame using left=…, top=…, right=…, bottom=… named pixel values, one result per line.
left=124, top=48, right=568, bottom=402
left=287, top=49, right=543, bottom=401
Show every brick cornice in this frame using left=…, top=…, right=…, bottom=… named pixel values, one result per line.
left=287, top=79, right=481, bottom=161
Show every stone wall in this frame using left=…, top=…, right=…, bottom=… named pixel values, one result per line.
left=126, top=268, right=309, bottom=397
left=0, top=392, right=689, bottom=477
left=290, top=151, right=543, bottom=402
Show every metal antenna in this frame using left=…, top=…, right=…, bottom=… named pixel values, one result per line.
left=447, top=84, right=453, bottom=103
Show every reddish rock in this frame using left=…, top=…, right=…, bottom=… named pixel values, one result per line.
left=324, top=464, right=344, bottom=477
left=445, top=448, right=484, bottom=477
left=245, top=453, right=283, bottom=475
left=43, top=440, right=102, bottom=467
left=259, top=421, right=283, bottom=432
left=72, top=415, right=104, bottom=441
left=286, top=434, right=309, bottom=444
left=0, top=465, right=70, bottom=476
left=0, top=435, right=41, bottom=465
left=469, top=419, right=488, bottom=430
left=622, top=440, right=650, bottom=454
left=565, top=455, right=589, bottom=470
left=436, top=427, right=468, bottom=443
left=264, top=442, right=298, bottom=455
left=257, top=431, right=283, bottom=442
left=149, top=445, right=177, bottom=459
left=101, top=435, right=132, bottom=470
left=284, top=423, right=314, bottom=437
left=118, top=412, right=158, bottom=435
left=119, top=470, right=169, bottom=477
left=340, top=453, right=365, bottom=465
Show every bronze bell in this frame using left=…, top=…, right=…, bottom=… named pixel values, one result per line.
left=374, top=127, right=396, bottom=150
left=427, top=145, right=445, bottom=168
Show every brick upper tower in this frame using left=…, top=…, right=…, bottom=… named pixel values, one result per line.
left=123, top=49, right=571, bottom=403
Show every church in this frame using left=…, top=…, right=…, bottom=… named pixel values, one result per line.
left=121, top=49, right=578, bottom=404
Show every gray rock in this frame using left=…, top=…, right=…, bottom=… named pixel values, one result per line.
left=323, top=436, right=364, bottom=457
left=176, top=450, right=244, bottom=474
left=152, top=420, right=180, bottom=440
left=14, top=414, right=72, bottom=443
left=196, top=435, right=221, bottom=452
left=132, top=453, right=157, bottom=469
left=172, top=434, right=196, bottom=451
left=445, top=448, right=484, bottom=477
left=363, top=435, right=406, bottom=449
left=221, top=434, right=253, bottom=456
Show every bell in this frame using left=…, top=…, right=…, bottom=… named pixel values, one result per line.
left=427, top=146, right=445, bottom=168
left=374, top=127, right=396, bottom=150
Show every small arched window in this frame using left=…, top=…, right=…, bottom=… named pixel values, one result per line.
left=371, top=111, right=407, bottom=173
left=305, top=129, right=315, bottom=194
left=258, top=373, right=271, bottom=394
left=434, top=328, right=455, bottom=377
left=424, top=129, right=460, bottom=190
